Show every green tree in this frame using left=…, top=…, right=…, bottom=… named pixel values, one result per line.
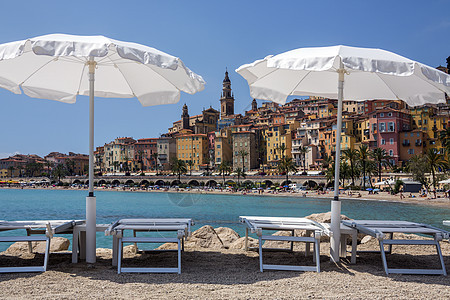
left=405, top=154, right=430, bottom=190
left=439, top=127, right=450, bottom=154
left=276, top=144, right=287, bottom=159
left=112, top=161, right=120, bottom=174
left=425, top=148, right=447, bottom=196
left=321, top=153, right=334, bottom=171
left=370, top=148, right=392, bottom=183
left=238, top=149, right=249, bottom=172
left=136, top=150, right=144, bottom=172
left=342, top=148, right=359, bottom=187
left=218, top=161, right=232, bottom=186
left=298, top=145, right=309, bottom=173
left=234, top=167, right=246, bottom=187
left=340, top=161, right=351, bottom=187
left=171, top=158, right=187, bottom=182
left=186, top=160, right=194, bottom=176
left=357, top=144, right=370, bottom=190
left=65, top=159, right=75, bottom=176
left=151, top=152, right=159, bottom=174
left=52, top=164, right=67, bottom=184
left=277, top=157, right=298, bottom=185
left=25, top=162, right=43, bottom=177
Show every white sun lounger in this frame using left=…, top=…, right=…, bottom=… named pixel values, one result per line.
left=0, top=220, right=84, bottom=273
left=105, top=218, right=194, bottom=274
left=240, top=216, right=329, bottom=272
left=342, top=220, right=449, bottom=276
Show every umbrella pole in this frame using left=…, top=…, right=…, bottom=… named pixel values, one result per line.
left=331, top=62, right=345, bottom=263
left=86, top=57, right=97, bottom=263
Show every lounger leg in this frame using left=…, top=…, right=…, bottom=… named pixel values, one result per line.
left=79, top=230, right=86, bottom=260
left=305, top=230, right=311, bottom=257
left=133, top=230, right=138, bottom=252
left=72, top=228, right=80, bottom=263
left=290, top=230, right=294, bottom=251
left=112, top=236, right=119, bottom=267
left=315, top=239, right=320, bottom=273
left=26, top=229, right=33, bottom=253
left=245, top=228, right=248, bottom=251
left=340, top=234, right=347, bottom=258
left=350, top=231, right=357, bottom=264
left=117, top=238, right=123, bottom=274
left=43, top=238, right=51, bottom=271
left=388, top=233, right=393, bottom=254
left=259, top=236, right=263, bottom=272
left=435, top=240, right=447, bottom=276
left=182, top=237, right=185, bottom=252
left=379, top=240, right=389, bottom=275
left=178, top=239, right=181, bottom=274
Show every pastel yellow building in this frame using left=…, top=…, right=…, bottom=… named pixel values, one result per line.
left=410, top=105, right=449, bottom=151
left=176, top=134, right=209, bottom=171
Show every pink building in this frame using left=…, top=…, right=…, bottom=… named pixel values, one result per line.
left=368, top=107, right=411, bottom=165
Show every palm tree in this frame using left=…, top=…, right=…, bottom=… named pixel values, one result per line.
left=342, top=148, right=359, bottom=186
left=112, top=161, right=120, bottom=174
left=238, top=150, right=249, bottom=172
left=357, top=144, right=370, bottom=190
left=370, top=148, right=392, bottom=183
left=277, top=157, right=298, bottom=185
left=218, top=161, right=232, bottom=186
left=425, top=148, right=447, bottom=196
left=276, top=144, right=287, bottom=159
left=171, top=158, right=187, bottom=182
left=298, top=145, right=309, bottom=173
left=151, top=152, right=159, bottom=174
left=405, top=154, right=430, bottom=191
left=366, top=160, right=377, bottom=189
left=44, top=161, right=54, bottom=177
left=234, top=167, right=246, bottom=187
left=439, top=127, right=450, bottom=153
left=136, top=150, right=145, bottom=172
left=325, top=158, right=335, bottom=187
left=257, top=145, right=266, bottom=171
left=340, top=161, right=350, bottom=186
left=65, top=159, right=75, bottom=176
left=52, top=164, right=67, bottom=184
left=186, top=160, right=194, bottom=175
left=321, top=153, right=333, bottom=172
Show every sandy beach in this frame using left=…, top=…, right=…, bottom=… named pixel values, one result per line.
left=1, top=186, right=450, bottom=299
left=1, top=235, right=449, bottom=299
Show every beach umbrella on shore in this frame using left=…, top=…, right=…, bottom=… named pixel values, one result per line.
left=0, top=34, right=205, bottom=263
left=236, top=45, right=450, bottom=262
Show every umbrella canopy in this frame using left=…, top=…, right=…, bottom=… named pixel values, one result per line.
left=0, top=34, right=205, bottom=263
left=0, top=34, right=204, bottom=104
left=236, top=45, right=450, bottom=262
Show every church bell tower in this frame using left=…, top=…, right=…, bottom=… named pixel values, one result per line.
left=220, top=69, right=235, bottom=118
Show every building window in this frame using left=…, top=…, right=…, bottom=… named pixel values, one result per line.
left=389, top=138, right=394, bottom=144
left=389, top=150, right=394, bottom=156
left=381, top=139, right=386, bottom=145
left=408, top=149, right=414, bottom=155
left=379, top=122, right=386, bottom=132
left=388, top=122, right=395, bottom=132
left=380, top=113, right=384, bottom=117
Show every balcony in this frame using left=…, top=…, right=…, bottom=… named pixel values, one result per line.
left=402, top=141, right=410, bottom=146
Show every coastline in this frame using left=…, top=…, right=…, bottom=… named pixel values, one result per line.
left=2, top=185, right=450, bottom=209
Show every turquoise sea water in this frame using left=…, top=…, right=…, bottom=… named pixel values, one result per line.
left=1, top=189, right=450, bottom=251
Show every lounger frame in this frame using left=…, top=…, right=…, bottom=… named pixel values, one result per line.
left=0, top=220, right=83, bottom=273
left=105, top=218, right=193, bottom=274
left=240, top=216, right=328, bottom=273
left=342, top=220, right=449, bottom=276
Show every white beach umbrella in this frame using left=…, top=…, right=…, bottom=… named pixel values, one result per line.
left=236, top=45, right=450, bottom=262
left=0, top=34, right=205, bottom=263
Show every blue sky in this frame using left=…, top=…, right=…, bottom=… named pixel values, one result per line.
left=1, top=0, right=449, bottom=158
